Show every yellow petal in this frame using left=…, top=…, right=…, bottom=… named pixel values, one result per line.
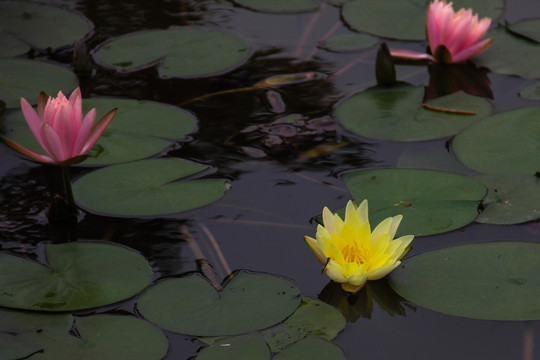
left=341, top=281, right=366, bottom=293
left=304, top=236, right=327, bottom=264
left=325, top=261, right=347, bottom=282
left=356, top=199, right=369, bottom=225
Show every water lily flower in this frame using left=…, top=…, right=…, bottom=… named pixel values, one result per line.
left=304, top=200, right=413, bottom=293
left=390, top=0, right=492, bottom=63
left=3, top=87, right=116, bottom=166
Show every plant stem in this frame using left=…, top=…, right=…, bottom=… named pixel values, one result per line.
left=61, top=166, right=76, bottom=210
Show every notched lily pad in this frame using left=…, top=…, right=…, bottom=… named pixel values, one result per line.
left=507, top=19, right=540, bottom=43
left=93, top=28, right=250, bottom=78
left=197, top=333, right=270, bottom=360
left=342, top=168, right=486, bottom=236
left=452, top=107, right=540, bottom=174
left=389, top=242, right=540, bottom=320
left=72, top=158, right=230, bottom=217
left=335, top=84, right=492, bottom=141
left=137, top=270, right=302, bottom=336
left=273, top=335, right=346, bottom=360
left=0, top=1, right=92, bottom=51
left=3, top=98, right=197, bottom=165
left=0, top=59, right=78, bottom=108
left=520, top=81, right=540, bottom=100
left=0, top=242, right=153, bottom=311
left=475, top=174, right=540, bottom=225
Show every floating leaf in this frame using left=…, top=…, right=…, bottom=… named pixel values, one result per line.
left=0, top=1, right=92, bottom=50
left=233, top=0, right=319, bottom=13
left=507, top=19, right=540, bottom=43
left=3, top=99, right=197, bottom=166
left=261, top=298, right=346, bottom=352
left=475, top=174, right=540, bottom=225
left=138, top=271, right=302, bottom=336
left=0, top=333, right=41, bottom=360
left=0, top=242, right=152, bottom=311
left=397, top=147, right=475, bottom=175
left=93, top=28, right=250, bottom=78
left=273, top=335, right=346, bottom=360
left=519, top=81, right=540, bottom=100
left=335, top=85, right=492, bottom=141
left=21, top=315, right=168, bottom=360
left=0, top=307, right=73, bottom=333
left=319, top=33, right=378, bottom=52
left=476, top=27, right=540, bottom=79
left=0, top=34, right=31, bottom=57
left=0, top=59, right=78, bottom=108
left=452, top=107, right=540, bottom=174
left=197, top=333, right=270, bottom=360
left=389, top=242, right=540, bottom=320
left=73, top=158, right=229, bottom=217
left=342, top=0, right=503, bottom=41
left=342, top=168, right=486, bottom=236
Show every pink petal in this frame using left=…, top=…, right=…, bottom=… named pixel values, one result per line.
left=451, top=37, right=493, bottom=63
left=81, top=108, right=116, bottom=154
left=39, top=123, right=66, bottom=163
left=20, top=97, right=43, bottom=144
left=72, top=108, right=96, bottom=155
left=37, top=92, right=49, bottom=118
left=2, top=137, right=55, bottom=163
left=68, top=87, right=83, bottom=131
left=389, top=48, right=435, bottom=61
left=53, top=104, right=77, bottom=157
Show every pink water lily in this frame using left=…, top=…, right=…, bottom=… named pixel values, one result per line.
left=3, top=88, right=116, bottom=166
left=391, top=0, right=493, bottom=63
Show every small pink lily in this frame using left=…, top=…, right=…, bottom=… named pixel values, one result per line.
left=390, top=0, right=493, bottom=63
left=3, top=87, right=116, bottom=166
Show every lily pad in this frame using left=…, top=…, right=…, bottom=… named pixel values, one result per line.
left=233, top=0, right=319, bottom=13
left=319, top=33, right=379, bottom=52
left=73, top=158, right=229, bottom=217
left=388, top=242, right=540, bottom=320
left=476, top=27, right=540, bottom=79
left=0, top=1, right=92, bottom=50
left=507, top=19, right=540, bottom=43
left=0, top=242, right=153, bottom=311
left=342, top=0, right=503, bottom=41
left=273, top=335, right=346, bottom=360
left=342, top=168, right=486, bottom=236
left=0, top=34, right=31, bottom=57
left=137, top=271, right=302, bottom=336
left=475, top=174, right=540, bottom=225
left=20, top=315, right=168, bottom=360
left=335, top=85, right=492, bottom=141
left=452, top=107, right=540, bottom=174
left=0, top=59, right=78, bottom=108
left=197, top=333, right=270, bottom=360
left=3, top=98, right=197, bottom=166
left=519, top=81, right=540, bottom=100
left=397, top=147, right=474, bottom=175
left=261, top=298, right=346, bottom=352
left=93, top=28, right=250, bottom=78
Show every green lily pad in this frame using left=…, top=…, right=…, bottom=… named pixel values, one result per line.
left=452, top=107, right=540, bottom=174
left=20, top=315, right=168, bottom=360
left=0, top=333, right=41, bottom=359
left=342, top=0, right=502, bottom=41
left=388, top=242, right=540, bottom=320
left=273, top=335, right=345, bottom=360
left=0, top=34, right=31, bottom=57
left=507, top=19, right=540, bottom=43
left=0, top=1, right=92, bottom=50
left=319, top=33, right=379, bottom=52
left=73, top=158, right=229, bottom=217
left=233, top=0, right=319, bottom=12
left=520, top=81, right=540, bottom=100
left=197, top=333, right=270, bottom=360
left=3, top=98, right=197, bottom=166
left=137, top=271, right=302, bottom=336
left=475, top=174, right=540, bottom=225
left=476, top=27, right=540, bottom=79
left=0, top=59, right=78, bottom=108
left=335, top=85, right=492, bottom=141
left=93, top=28, right=250, bottom=78
left=342, top=168, right=486, bottom=236
left=0, top=242, right=152, bottom=311
left=261, top=298, right=346, bottom=352
left=397, top=147, right=474, bottom=175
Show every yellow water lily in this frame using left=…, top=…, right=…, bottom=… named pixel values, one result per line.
left=304, top=200, right=414, bottom=293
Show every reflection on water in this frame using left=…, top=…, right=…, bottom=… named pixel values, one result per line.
left=1, top=0, right=540, bottom=359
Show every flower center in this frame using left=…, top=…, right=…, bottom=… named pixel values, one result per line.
left=341, top=242, right=369, bottom=265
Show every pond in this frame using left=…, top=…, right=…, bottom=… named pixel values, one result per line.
left=1, top=0, right=540, bottom=359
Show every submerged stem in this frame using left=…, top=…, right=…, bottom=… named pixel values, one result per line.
left=61, top=166, right=76, bottom=210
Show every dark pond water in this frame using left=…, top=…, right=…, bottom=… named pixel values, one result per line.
left=2, top=0, right=540, bottom=359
